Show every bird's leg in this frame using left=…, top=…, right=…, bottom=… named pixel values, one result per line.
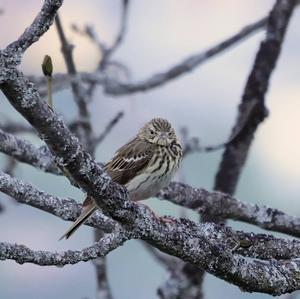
left=136, top=202, right=175, bottom=224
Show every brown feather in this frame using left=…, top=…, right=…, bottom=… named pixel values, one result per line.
left=59, top=202, right=96, bottom=240
left=104, top=137, right=155, bottom=185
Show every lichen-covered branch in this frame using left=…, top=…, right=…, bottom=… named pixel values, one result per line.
left=160, top=1, right=297, bottom=297
left=4, top=0, right=63, bottom=56
left=2, top=168, right=300, bottom=261
left=0, top=231, right=128, bottom=266
left=2, top=209, right=300, bottom=295
left=55, top=13, right=113, bottom=298
left=1, top=0, right=300, bottom=296
left=2, top=168, right=300, bottom=294
left=0, top=121, right=34, bottom=134
left=0, top=170, right=116, bottom=232
left=3, top=169, right=300, bottom=263
left=159, top=182, right=300, bottom=238
left=214, top=0, right=296, bottom=195
left=0, top=129, right=60, bottom=174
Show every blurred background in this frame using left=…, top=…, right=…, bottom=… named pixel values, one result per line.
left=0, top=0, right=300, bottom=298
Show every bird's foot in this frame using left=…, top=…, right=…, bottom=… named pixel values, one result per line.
left=158, top=216, right=175, bottom=224
left=136, top=202, right=175, bottom=224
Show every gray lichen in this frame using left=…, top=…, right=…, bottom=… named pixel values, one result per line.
left=0, top=0, right=300, bottom=297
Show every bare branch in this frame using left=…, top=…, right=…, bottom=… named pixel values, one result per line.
left=214, top=0, right=296, bottom=196
left=55, top=14, right=93, bottom=152
left=0, top=129, right=60, bottom=174
left=72, top=0, right=129, bottom=69
left=0, top=170, right=116, bottom=232
left=72, top=24, right=106, bottom=54
left=100, top=0, right=130, bottom=68
left=4, top=0, right=63, bottom=56
left=143, top=242, right=179, bottom=271
left=158, top=262, right=204, bottom=299
left=93, top=111, right=124, bottom=147
left=0, top=121, right=34, bottom=134
left=3, top=157, right=18, bottom=176
left=1, top=1, right=300, bottom=295
left=180, top=127, right=224, bottom=157
left=0, top=231, right=128, bottom=266
left=93, top=230, right=113, bottom=299
left=159, top=182, right=300, bottom=238
left=161, top=1, right=297, bottom=296
left=2, top=169, right=300, bottom=294
left=31, top=16, right=266, bottom=98
left=103, top=17, right=267, bottom=95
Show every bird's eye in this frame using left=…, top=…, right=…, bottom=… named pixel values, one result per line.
left=149, top=129, right=155, bottom=135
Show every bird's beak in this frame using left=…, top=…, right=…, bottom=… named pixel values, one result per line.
left=158, top=132, right=169, bottom=145
left=160, top=132, right=168, bottom=140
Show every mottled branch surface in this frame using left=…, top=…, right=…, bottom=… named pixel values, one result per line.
left=2, top=191, right=300, bottom=296
left=4, top=0, right=63, bottom=55
left=3, top=169, right=300, bottom=253
left=214, top=0, right=296, bottom=195
left=0, top=170, right=116, bottom=232
left=159, top=182, right=300, bottom=238
left=0, top=129, right=60, bottom=174
left=55, top=11, right=114, bottom=297
left=1, top=0, right=300, bottom=297
left=0, top=231, right=128, bottom=266
left=6, top=70, right=300, bottom=294
left=161, top=1, right=298, bottom=297
left=2, top=162, right=300, bottom=295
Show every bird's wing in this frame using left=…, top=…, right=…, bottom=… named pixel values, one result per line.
left=104, top=137, right=155, bottom=185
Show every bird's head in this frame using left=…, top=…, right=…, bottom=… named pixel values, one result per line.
left=138, top=118, right=177, bottom=146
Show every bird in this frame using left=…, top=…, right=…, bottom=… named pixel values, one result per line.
left=60, top=117, right=182, bottom=239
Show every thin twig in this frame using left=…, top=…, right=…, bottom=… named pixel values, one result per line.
left=93, top=111, right=124, bottom=147
left=32, top=16, right=266, bottom=98
left=103, top=17, right=267, bottom=95
left=143, top=243, right=179, bottom=271
left=55, top=14, right=93, bottom=152
left=99, top=0, right=130, bottom=68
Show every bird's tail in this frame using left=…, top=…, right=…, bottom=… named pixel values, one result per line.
left=59, top=202, right=97, bottom=240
